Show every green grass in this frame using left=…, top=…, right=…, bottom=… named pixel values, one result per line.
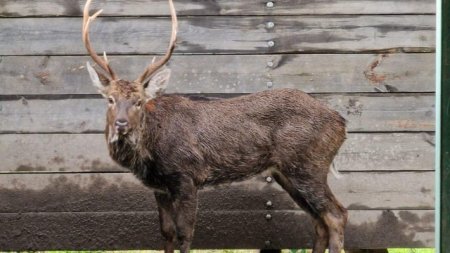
left=388, top=249, right=435, bottom=253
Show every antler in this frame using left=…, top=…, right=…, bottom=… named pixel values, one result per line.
left=135, top=0, right=178, bottom=84
left=82, top=0, right=118, bottom=80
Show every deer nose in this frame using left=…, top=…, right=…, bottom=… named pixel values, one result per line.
left=115, top=119, right=128, bottom=127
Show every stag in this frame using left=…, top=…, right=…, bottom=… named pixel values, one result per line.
left=82, top=0, right=348, bottom=252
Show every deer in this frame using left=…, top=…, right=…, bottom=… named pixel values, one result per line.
left=82, top=0, right=348, bottom=252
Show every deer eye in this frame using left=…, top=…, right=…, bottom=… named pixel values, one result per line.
left=135, top=100, right=143, bottom=108
left=108, top=97, right=115, bottom=105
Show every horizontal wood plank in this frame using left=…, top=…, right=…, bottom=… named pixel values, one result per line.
left=0, top=16, right=435, bottom=55
left=0, top=94, right=435, bottom=133
left=0, top=133, right=435, bottom=173
left=0, top=54, right=435, bottom=95
left=0, top=0, right=436, bottom=17
left=0, top=172, right=434, bottom=212
left=334, top=133, right=435, bottom=172
left=0, top=210, right=434, bottom=250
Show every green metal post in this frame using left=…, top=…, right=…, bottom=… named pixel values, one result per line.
left=437, top=3, right=441, bottom=253
left=436, top=0, right=442, bottom=251
left=441, top=0, right=450, bottom=251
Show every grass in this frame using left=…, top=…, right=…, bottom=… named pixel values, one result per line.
left=388, top=249, right=435, bottom=253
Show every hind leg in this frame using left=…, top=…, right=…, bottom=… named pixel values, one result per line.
left=273, top=169, right=347, bottom=253
left=322, top=189, right=347, bottom=253
left=273, top=172, right=329, bottom=253
left=313, top=219, right=329, bottom=253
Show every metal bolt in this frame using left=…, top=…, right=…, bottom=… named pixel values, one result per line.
left=266, top=176, right=273, bottom=183
left=267, top=40, right=275, bottom=47
left=266, top=200, right=273, bottom=207
left=266, top=81, right=273, bottom=88
left=265, top=240, right=272, bottom=246
left=266, top=22, right=275, bottom=29
left=267, top=61, right=274, bottom=67
left=266, top=1, right=274, bottom=8
left=265, top=213, right=272, bottom=220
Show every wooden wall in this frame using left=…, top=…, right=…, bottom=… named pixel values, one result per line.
left=0, top=0, right=436, bottom=250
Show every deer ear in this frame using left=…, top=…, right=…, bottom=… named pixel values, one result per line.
left=86, top=62, right=110, bottom=97
left=143, top=68, right=171, bottom=99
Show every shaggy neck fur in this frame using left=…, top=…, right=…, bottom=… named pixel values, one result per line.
left=106, top=108, right=166, bottom=190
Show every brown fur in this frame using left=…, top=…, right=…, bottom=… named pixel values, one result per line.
left=97, top=78, right=347, bottom=253
left=145, top=100, right=157, bottom=112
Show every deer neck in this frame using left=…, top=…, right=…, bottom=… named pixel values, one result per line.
left=105, top=110, right=168, bottom=189
left=106, top=129, right=141, bottom=169
left=106, top=108, right=158, bottom=166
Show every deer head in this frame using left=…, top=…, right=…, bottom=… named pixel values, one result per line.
left=82, top=0, right=177, bottom=142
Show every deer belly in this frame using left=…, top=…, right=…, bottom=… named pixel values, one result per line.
left=202, top=151, right=274, bottom=185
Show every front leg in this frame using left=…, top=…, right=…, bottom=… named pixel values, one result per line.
left=154, top=192, right=177, bottom=253
left=170, top=176, right=198, bottom=253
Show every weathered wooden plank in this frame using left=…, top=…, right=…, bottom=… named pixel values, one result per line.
left=0, top=210, right=434, bottom=250
left=0, top=54, right=435, bottom=95
left=0, top=94, right=435, bottom=133
left=320, top=94, right=435, bottom=132
left=0, top=172, right=434, bottom=212
left=0, top=0, right=436, bottom=17
left=334, top=133, right=435, bottom=172
left=0, top=133, right=434, bottom=173
left=0, top=134, right=122, bottom=172
left=0, top=16, right=435, bottom=55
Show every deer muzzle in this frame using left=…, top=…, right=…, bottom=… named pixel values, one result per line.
left=115, top=119, right=129, bottom=134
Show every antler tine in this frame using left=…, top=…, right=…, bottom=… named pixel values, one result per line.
left=82, top=0, right=118, bottom=80
left=136, top=0, right=178, bottom=84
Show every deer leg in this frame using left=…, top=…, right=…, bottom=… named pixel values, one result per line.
left=273, top=169, right=346, bottom=253
left=170, top=177, right=198, bottom=253
left=321, top=187, right=348, bottom=253
left=154, top=192, right=177, bottom=253
left=313, top=219, right=330, bottom=253
left=272, top=171, right=329, bottom=253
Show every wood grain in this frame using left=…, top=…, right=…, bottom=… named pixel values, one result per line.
left=0, top=94, right=435, bottom=133
left=0, top=0, right=436, bottom=17
left=0, top=54, right=435, bottom=95
left=0, top=210, right=434, bottom=250
left=0, top=16, right=435, bottom=55
left=0, top=172, right=434, bottom=212
left=0, top=133, right=434, bottom=173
